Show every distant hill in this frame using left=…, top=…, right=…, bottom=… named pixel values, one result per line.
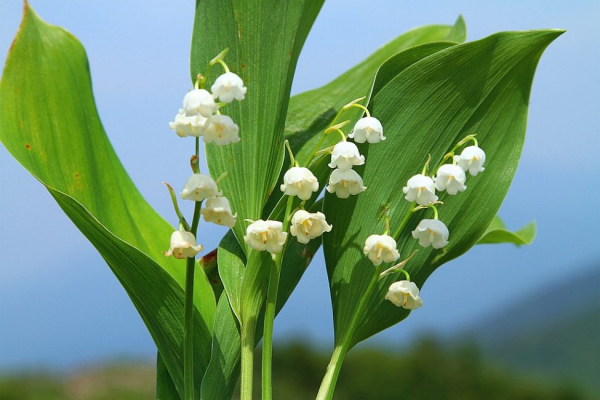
left=463, top=265, right=600, bottom=395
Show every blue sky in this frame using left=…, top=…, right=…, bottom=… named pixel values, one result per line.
left=0, top=0, right=599, bottom=370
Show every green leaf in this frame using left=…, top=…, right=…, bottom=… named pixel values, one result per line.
left=156, top=353, right=180, bottom=400
left=0, top=6, right=215, bottom=397
left=191, top=0, right=325, bottom=247
left=285, top=17, right=467, bottom=167
left=477, top=215, right=536, bottom=246
left=322, top=30, right=563, bottom=347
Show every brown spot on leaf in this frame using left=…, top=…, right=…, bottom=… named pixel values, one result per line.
left=241, top=63, right=246, bottom=69
left=25, top=143, right=31, bottom=150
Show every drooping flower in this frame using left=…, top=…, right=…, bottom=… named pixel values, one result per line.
left=363, top=234, right=400, bottom=266
left=280, top=167, right=319, bottom=200
left=163, top=231, right=203, bottom=259
left=385, top=281, right=423, bottom=310
left=456, top=145, right=486, bottom=176
left=290, top=210, right=333, bottom=244
left=211, top=72, right=247, bottom=103
left=326, top=169, right=367, bottom=198
left=434, top=164, right=467, bottom=195
left=244, top=219, right=288, bottom=253
left=201, top=197, right=237, bottom=228
left=349, top=117, right=385, bottom=144
left=412, top=219, right=449, bottom=249
left=402, top=174, right=438, bottom=205
left=183, top=89, right=218, bottom=118
left=328, top=141, right=365, bottom=171
left=169, top=110, right=207, bottom=138
left=181, top=173, right=221, bottom=201
left=203, top=115, right=240, bottom=146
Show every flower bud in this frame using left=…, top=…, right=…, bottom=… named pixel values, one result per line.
left=402, top=174, right=438, bottom=206
left=183, top=89, right=218, bottom=118
left=203, top=115, right=240, bottom=146
left=290, top=210, right=332, bottom=244
left=363, top=234, right=400, bottom=266
left=211, top=72, right=247, bottom=103
left=456, top=145, right=486, bottom=176
left=349, top=117, right=385, bottom=144
left=181, top=173, right=221, bottom=201
left=326, top=169, right=367, bottom=199
left=385, top=281, right=423, bottom=310
left=244, top=219, right=288, bottom=253
left=411, top=219, right=449, bottom=249
left=328, top=141, right=365, bottom=171
left=201, top=197, right=237, bottom=228
left=280, top=167, right=319, bottom=200
left=434, top=164, right=467, bottom=195
left=163, top=231, right=203, bottom=259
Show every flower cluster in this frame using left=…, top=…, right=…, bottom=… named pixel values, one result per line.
left=169, top=60, right=246, bottom=146
left=403, top=138, right=486, bottom=249
left=326, top=104, right=385, bottom=198
left=164, top=50, right=243, bottom=259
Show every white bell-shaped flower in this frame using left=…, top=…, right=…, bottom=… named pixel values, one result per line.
left=328, top=141, right=365, bottom=171
left=244, top=219, right=288, bottom=253
left=363, top=234, right=400, bottom=266
left=456, top=145, right=486, bottom=176
left=169, top=110, right=207, bottom=138
left=403, top=174, right=438, bottom=206
left=326, top=169, right=367, bottom=199
left=412, top=219, right=449, bottom=249
left=434, top=164, right=467, bottom=195
left=211, top=72, right=247, bottom=103
left=349, top=117, right=385, bottom=144
left=280, top=167, right=319, bottom=200
left=201, top=197, right=237, bottom=228
left=203, top=115, right=240, bottom=146
left=385, top=281, right=423, bottom=310
left=181, top=173, right=221, bottom=201
left=163, top=231, right=203, bottom=259
left=183, top=89, right=218, bottom=118
left=289, top=210, right=333, bottom=244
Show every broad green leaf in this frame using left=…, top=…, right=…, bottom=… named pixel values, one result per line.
left=322, top=30, right=563, bottom=347
left=477, top=215, right=536, bottom=246
left=191, top=0, right=325, bottom=247
left=0, top=6, right=215, bottom=397
left=285, top=16, right=467, bottom=167
left=156, top=353, right=180, bottom=400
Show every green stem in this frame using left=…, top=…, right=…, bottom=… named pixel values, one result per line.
left=304, top=108, right=346, bottom=166
left=184, top=256, right=196, bottom=400
left=316, top=265, right=384, bottom=400
left=241, top=322, right=256, bottom=400
left=393, top=202, right=416, bottom=241
left=261, top=194, right=295, bottom=400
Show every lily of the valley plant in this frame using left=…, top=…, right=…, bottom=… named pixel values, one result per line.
left=0, top=2, right=558, bottom=399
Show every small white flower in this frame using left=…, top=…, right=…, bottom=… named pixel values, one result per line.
left=326, top=169, right=367, bottom=199
left=412, top=219, right=449, bottom=249
left=203, top=115, right=240, bottom=146
left=211, top=72, right=247, bottom=103
left=328, top=141, right=365, bottom=171
left=289, top=210, right=333, bottom=244
left=169, top=110, right=207, bottom=138
left=385, top=281, right=423, bottom=310
left=434, top=164, right=467, bottom=195
left=201, top=197, right=237, bottom=228
left=163, top=231, right=203, bottom=259
left=280, top=167, right=319, bottom=200
left=349, top=117, right=385, bottom=144
left=183, top=89, right=218, bottom=118
left=244, top=219, right=288, bottom=253
left=456, top=145, right=486, bottom=176
left=363, top=234, right=400, bottom=266
left=402, top=174, right=438, bottom=206
left=181, top=173, right=221, bottom=201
